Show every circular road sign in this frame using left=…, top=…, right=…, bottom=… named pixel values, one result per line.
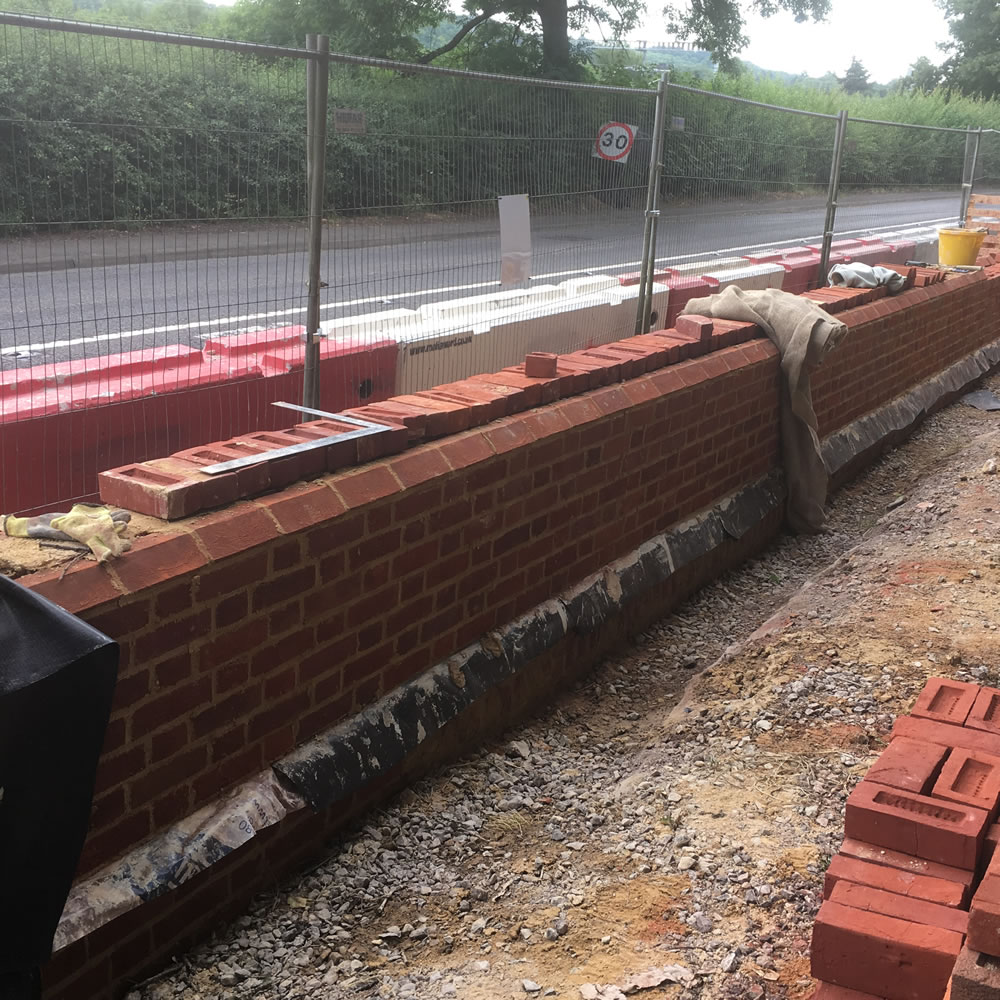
left=594, top=121, right=635, bottom=162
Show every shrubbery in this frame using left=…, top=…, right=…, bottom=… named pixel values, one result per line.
left=2, top=26, right=998, bottom=231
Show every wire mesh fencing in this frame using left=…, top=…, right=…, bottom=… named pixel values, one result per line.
left=836, top=118, right=968, bottom=242
left=658, top=85, right=839, bottom=268
left=316, top=59, right=659, bottom=394
left=974, top=130, right=1000, bottom=197
left=0, top=15, right=322, bottom=514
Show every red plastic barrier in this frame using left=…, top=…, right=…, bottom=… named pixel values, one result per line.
left=845, top=243, right=892, bottom=268
left=1, top=333, right=397, bottom=516
left=808, top=239, right=866, bottom=257
left=874, top=239, right=917, bottom=264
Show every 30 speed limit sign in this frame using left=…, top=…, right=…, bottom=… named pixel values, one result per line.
left=593, top=121, right=636, bottom=163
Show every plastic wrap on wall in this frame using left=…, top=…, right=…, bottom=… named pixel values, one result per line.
left=55, top=773, right=304, bottom=951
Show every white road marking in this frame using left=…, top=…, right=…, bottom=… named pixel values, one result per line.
left=0, top=216, right=955, bottom=357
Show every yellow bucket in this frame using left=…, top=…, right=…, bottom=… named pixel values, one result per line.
left=938, top=228, right=985, bottom=266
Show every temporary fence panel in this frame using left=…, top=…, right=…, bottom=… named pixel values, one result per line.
left=317, top=59, right=659, bottom=393
left=973, top=130, right=1000, bottom=203
left=836, top=118, right=969, bottom=258
left=0, top=15, right=348, bottom=515
left=657, top=85, right=839, bottom=273
left=5, top=12, right=1000, bottom=517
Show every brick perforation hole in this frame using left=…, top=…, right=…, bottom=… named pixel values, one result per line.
left=872, top=789, right=964, bottom=822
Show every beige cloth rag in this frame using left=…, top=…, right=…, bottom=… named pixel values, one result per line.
left=680, top=286, right=848, bottom=533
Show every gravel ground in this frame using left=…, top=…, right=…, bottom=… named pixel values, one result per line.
left=132, top=374, right=1000, bottom=1000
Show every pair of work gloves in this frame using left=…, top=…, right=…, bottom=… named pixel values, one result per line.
left=2, top=504, right=131, bottom=563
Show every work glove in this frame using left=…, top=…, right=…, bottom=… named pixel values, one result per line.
left=3, top=504, right=131, bottom=562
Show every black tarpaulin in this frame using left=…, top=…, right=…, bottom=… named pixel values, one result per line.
left=0, top=575, right=118, bottom=999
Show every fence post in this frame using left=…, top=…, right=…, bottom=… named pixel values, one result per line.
left=818, top=109, right=848, bottom=286
left=635, top=70, right=669, bottom=336
left=303, top=34, right=329, bottom=411
left=960, top=126, right=982, bottom=227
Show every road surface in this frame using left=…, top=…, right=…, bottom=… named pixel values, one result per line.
left=0, top=189, right=963, bottom=366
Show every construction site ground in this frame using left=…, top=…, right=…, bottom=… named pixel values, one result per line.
left=133, top=372, right=1000, bottom=1000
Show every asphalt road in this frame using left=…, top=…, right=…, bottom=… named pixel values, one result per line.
left=0, top=189, right=963, bottom=366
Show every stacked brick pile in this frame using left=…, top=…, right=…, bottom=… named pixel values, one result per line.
left=976, top=236, right=1000, bottom=269
left=967, top=192, right=1000, bottom=268
left=810, top=677, right=1000, bottom=999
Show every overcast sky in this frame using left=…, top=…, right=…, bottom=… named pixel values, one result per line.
left=207, top=0, right=952, bottom=84
left=624, top=0, right=951, bottom=83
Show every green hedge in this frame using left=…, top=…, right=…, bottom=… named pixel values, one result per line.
left=2, top=27, right=999, bottom=231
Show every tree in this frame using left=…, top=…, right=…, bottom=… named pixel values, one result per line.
left=938, top=0, right=1000, bottom=99
left=662, top=0, right=832, bottom=73
left=439, top=1, right=834, bottom=78
left=441, top=1, right=646, bottom=77
left=226, top=0, right=833, bottom=80
left=897, top=55, right=945, bottom=94
left=224, top=0, right=449, bottom=58
left=838, top=56, right=871, bottom=94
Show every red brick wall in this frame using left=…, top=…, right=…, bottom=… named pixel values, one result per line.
left=19, top=272, right=1000, bottom=885
left=20, top=338, right=781, bottom=880
left=813, top=271, right=995, bottom=437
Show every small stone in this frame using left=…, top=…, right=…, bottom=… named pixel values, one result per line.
left=520, top=927, right=533, bottom=941
left=554, top=918, right=569, bottom=936
left=544, top=927, right=559, bottom=941
left=523, top=980, right=542, bottom=993
left=755, top=719, right=772, bottom=732
left=983, top=459, right=997, bottom=475
left=510, top=740, right=531, bottom=759
left=677, top=856, right=696, bottom=871
left=887, top=496, right=906, bottom=510
left=721, top=951, right=739, bottom=973
left=601, top=935, right=612, bottom=945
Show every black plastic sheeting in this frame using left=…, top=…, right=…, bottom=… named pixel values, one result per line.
left=275, top=472, right=785, bottom=812
left=0, top=576, right=118, bottom=998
